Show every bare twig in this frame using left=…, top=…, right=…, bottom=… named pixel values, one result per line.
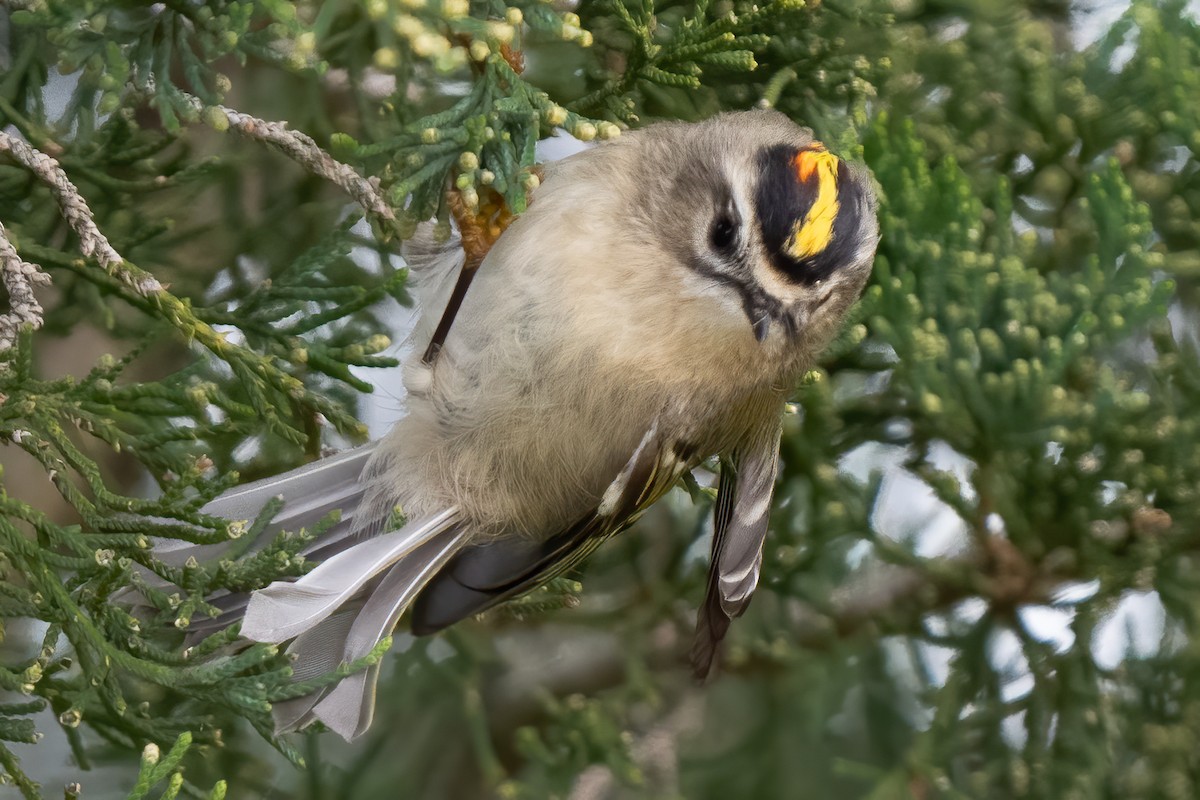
left=0, top=221, right=51, bottom=352
left=0, top=130, right=159, bottom=295
left=215, top=105, right=396, bottom=222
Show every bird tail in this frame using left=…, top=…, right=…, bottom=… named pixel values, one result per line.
left=124, top=444, right=379, bottom=637
left=152, top=443, right=380, bottom=571
left=251, top=512, right=466, bottom=739
left=127, top=444, right=470, bottom=741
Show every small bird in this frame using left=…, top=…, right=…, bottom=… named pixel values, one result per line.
left=164, top=109, right=878, bottom=740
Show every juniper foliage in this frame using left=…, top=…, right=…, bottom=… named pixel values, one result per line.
left=0, top=0, right=1198, bottom=797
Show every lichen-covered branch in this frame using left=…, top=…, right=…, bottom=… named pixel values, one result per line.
left=211, top=105, right=396, bottom=225
left=0, top=222, right=51, bottom=353
left=0, top=130, right=155, bottom=294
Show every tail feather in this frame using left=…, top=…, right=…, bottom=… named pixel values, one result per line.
left=308, top=530, right=468, bottom=739
left=183, top=590, right=273, bottom=645
left=126, top=445, right=476, bottom=741
left=240, top=507, right=461, bottom=644
left=120, top=445, right=377, bottom=613
left=268, top=606, right=362, bottom=732
left=181, top=592, right=256, bottom=645
left=309, top=663, right=380, bottom=741
left=136, top=445, right=376, bottom=580
left=202, top=444, right=376, bottom=524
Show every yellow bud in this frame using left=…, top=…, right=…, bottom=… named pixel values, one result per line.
left=295, top=31, right=316, bottom=56
left=469, top=40, right=490, bottom=61
left=202, top=106, right=229, bottom=132
left=412, top=32, right=449, bottom=56
left=373, top=47, right=400, bottom=70
left=487, top=21, right=515, bottom=43
left=393, top=15, right=424, bottom=38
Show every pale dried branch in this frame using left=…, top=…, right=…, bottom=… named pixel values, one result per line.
left=215, top=105, right=396, bottom=222
left=0, top=221, right=52, bottom=353
left=0, top=130, right=160, bottom=295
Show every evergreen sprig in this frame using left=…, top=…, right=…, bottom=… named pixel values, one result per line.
left=8, top=0, right=309, bottom=132
left=571, top=0, right=802, bottom=118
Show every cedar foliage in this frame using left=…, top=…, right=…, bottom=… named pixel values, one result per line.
left=0, top=0, right=1198, bottom=797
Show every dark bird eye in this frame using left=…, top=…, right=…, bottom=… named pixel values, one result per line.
left=710, top=215, right=738, bottom=252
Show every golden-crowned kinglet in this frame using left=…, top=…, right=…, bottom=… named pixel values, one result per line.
left=169, top=109, right=878, bottom=740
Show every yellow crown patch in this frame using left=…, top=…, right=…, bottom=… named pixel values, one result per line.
left=785, top=144, right=841, bottom=261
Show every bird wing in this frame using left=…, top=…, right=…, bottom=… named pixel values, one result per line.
left=691, top=418, right=782, bottom=678
left=409, top=417, right=692, bottom=634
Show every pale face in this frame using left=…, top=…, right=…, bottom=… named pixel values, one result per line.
left=666, top=114, right=878, bottom=348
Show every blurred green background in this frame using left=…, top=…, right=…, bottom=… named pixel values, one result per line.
left=2, top=0, right=1200, bottom=797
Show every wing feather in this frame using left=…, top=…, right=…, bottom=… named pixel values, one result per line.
left=410, top=418, right=690, bottom=634
left=692, top=419, right=782, bottom=678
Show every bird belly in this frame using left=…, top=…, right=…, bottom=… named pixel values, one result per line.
left=364, top=345, right=661, bottom=540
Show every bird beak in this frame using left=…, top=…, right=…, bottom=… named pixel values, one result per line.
left=753, top=315, right=770, bottom=342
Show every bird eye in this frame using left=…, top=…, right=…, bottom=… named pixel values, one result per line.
left=709, top=214, right=738, bottom=252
